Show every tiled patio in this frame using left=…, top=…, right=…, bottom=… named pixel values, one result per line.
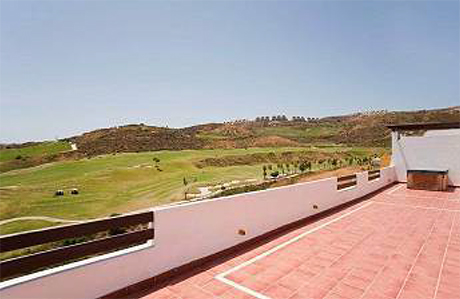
left=138, top=184, right=460, bottom=299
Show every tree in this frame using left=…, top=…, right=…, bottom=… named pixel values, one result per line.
left=348, top=157, right=354, bottom=165
left=318, top=159, right=324, bottom=169
left=262, top=165, right=267, bottom=179
left=363, top=157, right=369, bottom=165
left=331, top=159, right=338, bottom=168
left=299, top=162, right=307, bottom=173
left=292, top=161, right=299, bottom=173
left=280, top=164, right=285, bottom=174
left=276, top=163, right=282, bottom=173
left=183, top=177, right=188, bottom=200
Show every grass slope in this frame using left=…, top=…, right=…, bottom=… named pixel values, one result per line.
left=0, top=141, right=71, bottom=162
left=0, top=146, right=381, bottom=227
left=0, top=141, right=73, bottom=173
left=0, top=220, right=62, bottom=236
left=0, top=148, right=299, bottom=221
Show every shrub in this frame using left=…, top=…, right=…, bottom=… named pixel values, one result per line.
left=109, top=227, right=127, bottom=236
left=62, top=236, right=88, bottom=246
left=270, top=171, right=280, bottom=178
left=108, top=213, right=127, bottom=235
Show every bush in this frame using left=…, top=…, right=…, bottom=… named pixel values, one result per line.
left=109, top=227, right=127, bottom=236
left=62, top=236, right=88, bottom=246
left=212, top=182, right=273, bottom=198
left=108, top=213, right=127, bottom=235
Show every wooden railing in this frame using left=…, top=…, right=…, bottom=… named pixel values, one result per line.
left=368, top=169, right=381, bottom=181
left=0, top=212, right=154, bottom=281
left=337, top=174, right=357, bottom=190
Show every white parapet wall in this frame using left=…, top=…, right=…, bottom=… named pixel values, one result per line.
left=391, top=129, right=460, bottom=186
left=0, top=167, right=396, bottom=299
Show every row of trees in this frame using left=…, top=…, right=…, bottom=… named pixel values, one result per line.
left=255, top=115, right=289, bottom=122
left=262, top=156, right=377, bottom=179
left=254, top=116, right=322, bottom=122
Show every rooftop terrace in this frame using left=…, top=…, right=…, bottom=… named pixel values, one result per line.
left=124, top=185, right=460, bottom=299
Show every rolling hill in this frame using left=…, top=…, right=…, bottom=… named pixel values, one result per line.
left=1, top=106, right=458, bottom=173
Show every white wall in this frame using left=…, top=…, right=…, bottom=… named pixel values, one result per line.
left=0, top=167, right=396, bottom=299
left=391, top=131, right=460, bottom=186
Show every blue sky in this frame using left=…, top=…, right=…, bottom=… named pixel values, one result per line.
left=1, top=0, right=459, bottom=142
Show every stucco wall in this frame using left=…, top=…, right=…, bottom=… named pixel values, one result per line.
left=391, top=131, right=460, bottom=186
left=0, top=167, right=396, bottom=299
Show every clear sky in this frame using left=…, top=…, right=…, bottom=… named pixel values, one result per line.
left=0, top=0, right=459, bottom=143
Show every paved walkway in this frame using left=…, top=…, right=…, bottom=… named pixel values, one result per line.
left=138, top=185, right=460, bottom=299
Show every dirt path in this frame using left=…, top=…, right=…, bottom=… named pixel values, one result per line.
left=0, top=216, right=82, bottom=226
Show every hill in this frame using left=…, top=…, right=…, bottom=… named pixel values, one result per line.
left=0, top=106, right=458, bottom=173
left=67, top=106, right=459, bottom=154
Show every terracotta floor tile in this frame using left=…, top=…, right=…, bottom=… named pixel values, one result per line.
left=322, top=293, right=346, bottom=299
left=277, top=269, right=311, bottom=292
left=141, top=288, right=176, bottom=299
left=220, top=288, right=255, bottom=299
left=291, top=285, right=331, bottom=299
left=398, top=273, right=437, bottom=299
left=330, top=282, right=365, bottom=298
left=136, top=185, right=459, bottom=299
left=201, top=279, right=232, bottom=296
left=264, top=283, right=296, bottom=299
left=240, top=277, right=271, bottom=292
left=341, top=273, right=372, bottom=290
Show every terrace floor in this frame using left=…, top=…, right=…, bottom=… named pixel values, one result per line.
left=134, top=184, right=460, bottom=299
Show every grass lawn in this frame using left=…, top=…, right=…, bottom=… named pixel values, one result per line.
left=0, top=146, right=384, bottom=233
left=253, top=125, right=341, bottom=140
left=0, top=141, right=72, bottom=162
left=0, top=220, right=63, bottom=235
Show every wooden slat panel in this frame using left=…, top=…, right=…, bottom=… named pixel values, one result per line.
left=368, top=169, right=381, bottom=175
left=0, top=212, right=153, bottom=253
left=368, top=173, right=381, bottom=180
left=338, top=180, right=357, bottom=190
left=337, top=174, right=357, bottom=182
left=0, top=228, right=154, bottom=280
